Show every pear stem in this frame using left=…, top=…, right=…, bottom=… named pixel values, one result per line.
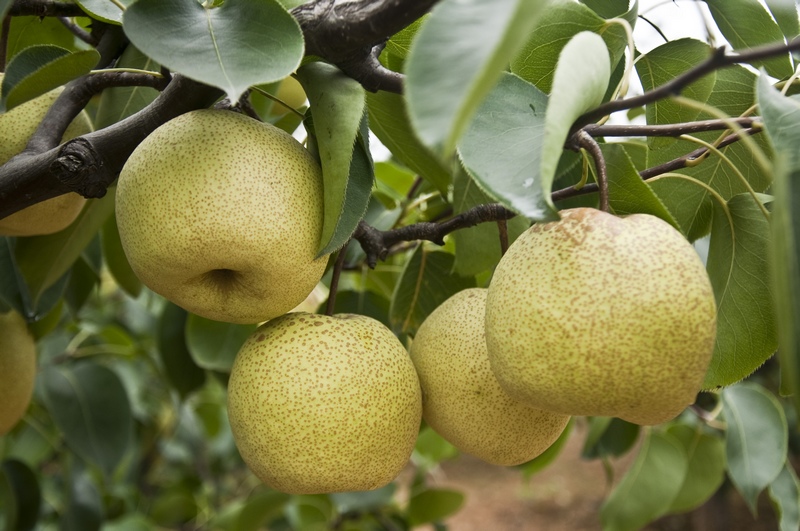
left=497, top=219, right=509, bottom=256
left=569, top=130, right=609, bottom=213
left=325, top=243, right=349, bottom=316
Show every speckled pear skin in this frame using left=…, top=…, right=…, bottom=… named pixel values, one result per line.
left=410, top=288, right=570, bottom=466
left=0, top=75, right=92, bottom=236
left=227, top=312, right=422, bottom=494
left=115, top=109, right=327, bottom=324
left=485, top=208, right=717, bottom=426
left=0, top=311, right=36, bottom=435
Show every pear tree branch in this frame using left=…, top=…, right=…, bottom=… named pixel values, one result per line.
left=0, top=0, right=438, bottom=218
left=574, top=37, right=800, bottom=130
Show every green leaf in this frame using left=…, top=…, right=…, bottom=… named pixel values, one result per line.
left=93, top=45, right=160, bottom=130
left=389, top=247, right=476, bottom=337
left=518, top=418, right=573, bottom=479
left=234, top=489, right=290, bottom=531
left=413, top=425, right=459, bottom=472
left=332, top=290, right=390, bottom=328
left=75, top=0, right=134, bottom=24
left=330, top=484, right=396, bottom=514
left=648, top=65, right=772, bottom=240
left=122, top=0, right=303, bottom=103
left=511, top=0, right=631, bottom=93
left=64, top=256, right=100, bottom=315
left=101, top=214, right=141, bottom=298
left=0, top=459, right=41, bottom=531
left=15, top=194, right=115, bottom=306
left=5, top=17, right=78, bottom=63
left=458, top=72, right=553, bottom=220
left=0, top=237, right=32, bottom=316
left=601, top=143, right=679, bottom=227
left=758, top=77, right=800, bottom=404
left=61, top=468, right=103, bottom=531
left=405, top=0, right=548, bottom=155
left=0, top=0, right=11, bottom=21
left=765, top=0, right=800, bottom=40
left=579, top=0, right=635, bottom=20
left=157, top=303, right=206, bottom=398
left=185, top=314, right=256, bottom=372
left=769, top=462, right=800, bottom=531
left=723, top=383, right=788, bottom=514
left=451, top=166, right=529, bottom=277
left=600, top=431, right=688, bottom=531
left=297, top=63, right=371, bottom=255
left=666, top=424, right=726, bottom=513
left=705, top=0, right=793, bottom=79
left=41, top=363, right=133, bottom=477
left=284, top=495, right=333, bottom=530
left=635, top=39, right=716, bottom=150
left=581, top=417, right=640, bottom=460
left=366, top=91, right=452, bottom=194
left=0, top=45, right=99, bottom=112
left=703, top=194, right=777, bottom=388
left=540, top=31, right=610, bottom=213
left=406, top=488, right=464, bottom=527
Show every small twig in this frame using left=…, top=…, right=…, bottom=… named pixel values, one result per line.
left=568, top=130, right=609, bottom=212
left=497, top=219, right=509, bottom=256
left=57, top=16, right=98, bottom=46
left=353, top=203, right=515, bottom=268
left=552, top=127, right=759, bottom=203
left=574, top=37, right=800, bottom=129
left=325, top=243, right=349, bottom=315
left=583, top=117, right=759, bottom=137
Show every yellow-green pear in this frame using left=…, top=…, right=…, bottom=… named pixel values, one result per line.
left=410, top=288, right=570, bottom=466
left=485, top=208, right=717, bottom=425
left=227, top=312, right=422, bottom=494
left=274, top=76, right=306, bottom=113
left=0, top=75, right=92, bottom=236
left=0, top=311, right=36, bottom=435
left=115, top=109, right=327, bottom=324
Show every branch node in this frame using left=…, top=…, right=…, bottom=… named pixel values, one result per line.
left=50, top=138, right=107, bottom=198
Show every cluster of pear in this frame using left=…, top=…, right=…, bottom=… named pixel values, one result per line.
left=115, top=106, right=718, bottom=494
left=0, top=80, right=96, bottom=436
left=411, top=208, right=718, bottom=470
left=0, top=74, right=93, bottom=237
left=115, top=109, right=423, bottom=494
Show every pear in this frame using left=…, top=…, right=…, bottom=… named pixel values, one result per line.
left=485, top=208, right=717, bottom=425
left=227, top=313, right=422, bottom=494
left=0, top=311, right=36, bottom=435
left=115, top=109, right=327, bottom=324
left=410, top=288, right=570, bottom=465
left=0, top=75, right=93, bottom=236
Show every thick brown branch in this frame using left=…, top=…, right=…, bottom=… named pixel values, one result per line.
left=0, top=75, right=222, bottom=217
left=292, top=0, right=438, bottom=93
left=8, top=0, right=85, bottom=17
left=575, top=37, right=800, bottom=129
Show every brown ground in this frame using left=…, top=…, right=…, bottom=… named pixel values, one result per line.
left=421, top=424, right=778, bottom=531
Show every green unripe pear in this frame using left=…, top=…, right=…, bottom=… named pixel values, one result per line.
left=115, top=109, right=327, bottom=324
left=227, top=312, right=422, bottom=494
left=485, top=208, right=717, bottom=426
left=0, top=311, right=36, bottom=435
left=0, top=75, right=93, bottom=236
left=410, top=288, right=570, bottom=465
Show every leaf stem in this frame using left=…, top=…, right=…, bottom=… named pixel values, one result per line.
left=678, top=133, right=771, bottom=220
left=325, top=243, right=349, bottom=316
left=249, top=85, right=306, bottom=119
